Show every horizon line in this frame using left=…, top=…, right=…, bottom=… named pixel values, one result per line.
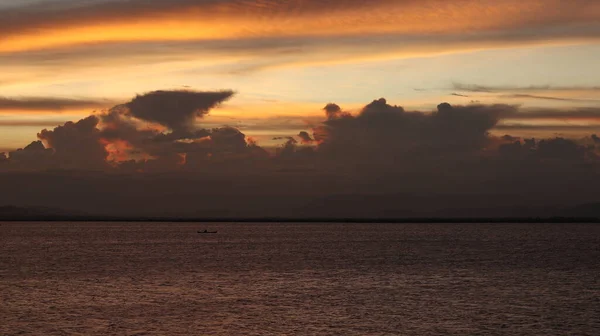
left=1, top=216, right=600, bottom=223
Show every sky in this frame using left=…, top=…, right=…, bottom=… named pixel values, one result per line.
left=1, top=0, right=600, bottom=217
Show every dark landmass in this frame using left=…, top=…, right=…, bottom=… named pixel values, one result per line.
left=1, top=205, right=600, bottom=223
left=0, top=205, right=82, bottom=219
left=2, top=171, right=600, bottom=220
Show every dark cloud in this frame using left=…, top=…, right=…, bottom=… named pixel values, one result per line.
left=100, top=109, right=158, bottom=144
left=7, top=140, right=53, bottom=169
left=0, top=96, right=115, bottom=111
left=499, top=137, right=591, bottom=160
left=100, top=107, right=215, bottom=162
left=98, top=109, right=170, bottom=160
left=537, top=138, right=588, bottom=161
left=323, top=103, right=351, bottom=120
left=272, top=137, right=318, bottom=162
left=210, top=127, right=249, bottom=155
left=22, top=141, right=46, bottom=151
left=495, top=124, right=600, bottom=131
left=298, top=131, right=313, bottom=144
left=592, top=134, right=600, bottom=144
left=37, top=115, right=109, bottom=170
left=316, top=99, right=506, bottom=163
left=3, top=92, right=600, bottom=217
left=502, top=134, right=519, bottom=142
left=96, top=91, right=264, bottom=169
left=3, top=93, right=598, bottom=172
left=121, top=90, right=234, bottom=133
left=497, top=137, right=600, bottom=177
left=503, top=107, right=600, bottom=120
left=323, top=103, right=341, bottom=119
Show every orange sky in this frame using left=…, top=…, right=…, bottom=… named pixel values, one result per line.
left=1, top=0, right=600, bottom=150
left=3, top=0, right=600, bottom=53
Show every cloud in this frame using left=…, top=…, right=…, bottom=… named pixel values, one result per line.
left=2, top=0, right=600, bottom=82
left=536, top=138, right=589, bottom=161
left=210, top=126, right=250, bottom=155
left=450, top=83, right=600, bottom=105
left=501, top=135, right=519, bottom=142
left=4, top=0, right=600, bottom=48
left=4, top=26, right=600, bottom=75
left=0, top=96, right=115, bottom=112
left=4, top=91, right=600, bottom=173
left=1, top=91, right=600, bottom=217
left=0, top=120, right=70, bottom=127
left=273, top=137, right=298, bottom=144
left=298, top=131, right=313, bottom=144
left=494, top=124, right=600, bottom=132
left=498, top=94, right=600, bottom=103
left=98, top=109, right=164, bottom=159
left=501, top=107, right=600, bottom=120
left=498, top=137, right=596, bottom=164
left=453, top=83, right=600, bottom=93
left=323, top=103, right=351, bottom=121
left=120, top=90, right=235, bottom=133
left=7, top=140, right=54, bottom=168
left=592, top=134, right=600, bottom=144
left=315, top=99, right=506, bottom=163
left=93, top=91, right=268, bottom=169
left=37, top=115, right=109, bottom=170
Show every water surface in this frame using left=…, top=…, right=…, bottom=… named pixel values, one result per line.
left=1, top=222, right=599, bottom=335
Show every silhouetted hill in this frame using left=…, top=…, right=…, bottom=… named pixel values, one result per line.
left=0, top=203, right=599, bottom=222
left=0, top=206, right=87, bottom=220
left=557, top=203, right=600, bottom=218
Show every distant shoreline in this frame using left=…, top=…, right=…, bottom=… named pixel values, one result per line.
left=1, top=217, right=600, bottom=223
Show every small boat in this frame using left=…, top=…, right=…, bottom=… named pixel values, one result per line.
left=197, top=230, right=218, bottom=234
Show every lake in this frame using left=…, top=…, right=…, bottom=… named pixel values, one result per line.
left=1, top=222, right=599, bottom=335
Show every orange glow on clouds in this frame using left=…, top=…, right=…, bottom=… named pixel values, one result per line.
left=2, top=0, right=600, bottom=53
left=101, top=138, right=132, bottom=162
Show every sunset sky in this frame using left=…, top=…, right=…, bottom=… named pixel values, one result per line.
left=2, top=1, right=600, bottom=217
left=2, top=0, right=600, bottom=151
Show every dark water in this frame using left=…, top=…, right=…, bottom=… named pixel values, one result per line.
left=1, top=222, right=599, bottom=335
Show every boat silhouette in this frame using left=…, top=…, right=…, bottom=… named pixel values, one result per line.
left=197, top=230, right=218, bottom=234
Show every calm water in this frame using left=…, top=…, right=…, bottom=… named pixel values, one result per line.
left=1, top=222, right=599, bottom=335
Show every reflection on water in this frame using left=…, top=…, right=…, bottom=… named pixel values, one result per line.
left=1, top=222, right=599, bottom=335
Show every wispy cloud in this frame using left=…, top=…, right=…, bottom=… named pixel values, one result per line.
left=502, top=107, right=600, bottom=120
left=0, top=96, right=117, bottom=112
left=453, top=83, right=600, bottom=93
left=1, top=0, right=600, bottom=75
left=498, top=94, right=600, bottom=103
left=495, top=124, right=600, bottom=131
left=450, top=83, right=600, bottom=105
left=0, top=119, right=70, bottom=127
